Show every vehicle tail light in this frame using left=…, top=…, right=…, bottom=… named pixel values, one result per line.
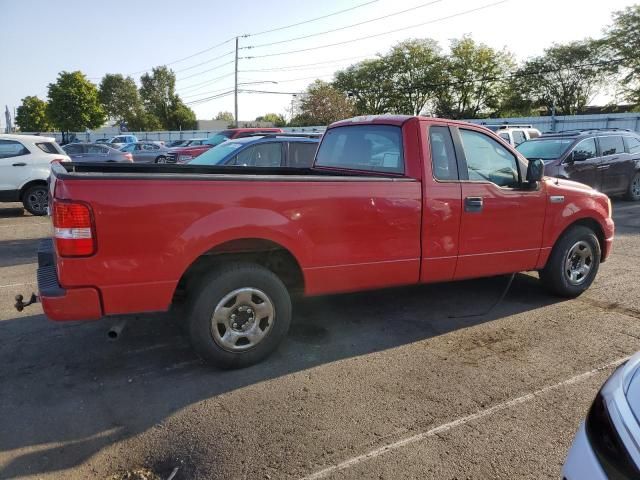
left=124, top=153, right=133, bottom=162
left=53, top=202, right=95, bottom=256
left=51, top=158, right=69, bottom=164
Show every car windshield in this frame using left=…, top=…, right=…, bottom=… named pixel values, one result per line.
left=189, top=141, right=244, bottom=165
left=204, top=131, right=234, bottom=147
left=516, top=138, right=574, bottom=160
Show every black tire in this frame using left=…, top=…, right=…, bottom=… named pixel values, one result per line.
left=155, top=156, right=166, bottom=164
left=188, top=263, right=292, bottom=369
left=539, top=225, right=601, bottom=298
left=625, top=171, right=640, bottom=201
left=22, top=184, right=48, bottom=216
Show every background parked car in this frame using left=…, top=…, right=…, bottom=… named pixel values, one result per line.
left=483, top=124, right=541, bottom=147
left=94, top=138, right=112, bottom=144
left=187, top=134, right=320, bottom=167
left=517, top=128, right=640, bottom=200
left=563, top=352, right=640, bottom=479
left=62, top=143, right=133, bottom=163
left=119, top=141, right=170, bottom=163
left=109, top=134, right=139, bottom=147
left=165, top=128, right=284, bottom=163
left=0, top=134, right=70, bottom=215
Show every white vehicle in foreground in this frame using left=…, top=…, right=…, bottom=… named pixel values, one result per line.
left=0, top=134, right=70, bottom=215
left=563, top=351, right=640, bottom=479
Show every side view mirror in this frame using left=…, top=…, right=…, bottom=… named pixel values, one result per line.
left=526, top=158, right=544, bottom=183
left=572, top=151, right=589, bottom=162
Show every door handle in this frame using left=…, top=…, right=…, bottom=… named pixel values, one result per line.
left=464, top=196, right=483, bottom=213
left=12, top=162, right=27, bottom=167
left=597, top=165, right=611, bottom=170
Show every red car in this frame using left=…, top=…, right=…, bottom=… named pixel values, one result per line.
left=164, top=127, right=284, bottom=164
left=34, top=115, right=614, bottom=368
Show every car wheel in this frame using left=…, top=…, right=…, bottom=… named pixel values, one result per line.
left=188, top=263, right=292, bottom=369
left=22, top=184, right=48, bottom=216
left=626, top=171, right=640, bottom=201
left=155, top=156, right=166, bottom=164
left=539, top=225, right=601, bottom=298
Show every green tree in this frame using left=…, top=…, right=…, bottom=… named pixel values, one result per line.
left=47, top=71, right=105, bottom=134
left=139, top=66, right=197, bottom=129
left=333, top=58, right=395, bottom=115
left=215, top=111, right=235, bottom=124
left=15, top=96, right=51, bottom=132
left=295, top=80, right=354, bottom=126
left=385, top=39, right=446, bottom=115
left=435, top=36, right=514, bottom=119
left=518, top=40, right=609, bottom=115
left=255, top=113, right=286, bottom=127
left=605, top=5, right=640, bottom=103
left=99, top=74, right=142, bottom=123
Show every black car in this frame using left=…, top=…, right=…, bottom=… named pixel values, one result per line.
left=517, top=128, right=640, bottom=200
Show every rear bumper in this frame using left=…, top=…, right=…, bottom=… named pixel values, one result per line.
left=37, top=239, right=102, bottom=321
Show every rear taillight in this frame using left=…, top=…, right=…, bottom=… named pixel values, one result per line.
left=50, top=158, right=69, bottom=164
left=53, top=202, right=95, bottom=256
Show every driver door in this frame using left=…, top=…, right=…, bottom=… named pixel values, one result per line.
left=453, top=127, right=547, bottom=280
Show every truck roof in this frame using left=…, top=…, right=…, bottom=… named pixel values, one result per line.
left=329, top=115, right=485, bottom=128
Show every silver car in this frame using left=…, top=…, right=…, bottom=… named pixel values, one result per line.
left=119, top=142, right=171, bottom=163
left=62, top=143, right=133, bottom=162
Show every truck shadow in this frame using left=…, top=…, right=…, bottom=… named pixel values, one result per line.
left=0, top=272, right=562, bottom=478
left=0, top=239, right=44, bottom=267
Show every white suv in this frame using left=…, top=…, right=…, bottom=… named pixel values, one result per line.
left=0, top=134, right=70, bottom=215
left=484, top=124, right=541, bottom=147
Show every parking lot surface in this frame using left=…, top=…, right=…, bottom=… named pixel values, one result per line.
left=0, top=201, right=639, bottom=480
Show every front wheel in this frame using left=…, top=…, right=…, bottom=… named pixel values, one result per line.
left=155, top=156, right=166, bottom=164
left=22, top=184, right=48, bottom=216
left=539, top=225, right=601, bottom=297
left=188, top=263, right=292, bottom=369
left=626, top=172, right=640, bottom=201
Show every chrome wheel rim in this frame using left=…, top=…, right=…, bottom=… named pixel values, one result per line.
left=632, top=175, right=640, bottom=198
left=210, top=288, right=274, bottom=352
left=564, top=240, right=593, bottom=286
left=27, top=189, right=48, bottom=214
left=157, top=157, right=166, bottom=164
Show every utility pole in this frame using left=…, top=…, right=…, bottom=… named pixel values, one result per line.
left=234, top=36, right=239, bottom=128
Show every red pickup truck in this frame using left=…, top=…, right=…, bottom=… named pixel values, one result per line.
left=36, top=115, right=614, bottom=368
left=164, top=127, right=283, bottom=164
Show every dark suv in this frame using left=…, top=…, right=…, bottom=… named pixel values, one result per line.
left=517, top=128, right=640, bottom=200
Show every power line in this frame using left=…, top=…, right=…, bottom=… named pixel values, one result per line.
left=243, top=0, right=442, bottom=50
left=184, top=90, right=235, bottom=106
left=181, top=85, right=236, bottom=99
left=177, top=62, right=235, bottom=83
left=245, top=0, right=378, bottom=37
left=127, top=38, right=235, bottom=76
left=178, top=72, right=236, bottom=92
left=240, top=89, right=306, bottom=95
left=173, top=51, right=234, bottom=74
left=240, top=73, right=336, bottom=84
left=244, top=1, right=508, bottom=59
left=239, top=56, right=370, bottom=73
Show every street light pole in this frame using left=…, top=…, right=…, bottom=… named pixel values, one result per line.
left=234, top=36, right=239, bottom=128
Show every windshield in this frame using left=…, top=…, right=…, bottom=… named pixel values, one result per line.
left=189, top=141, right=244, bottom=165
left=204, top=130, right=234, bottom=147
left=516, top=139, right=574, bottom=160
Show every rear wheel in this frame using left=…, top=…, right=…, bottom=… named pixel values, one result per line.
left=539, top=225, right=600, bottom=297
left=188, top=263, right=292, bottom=369
left=626, top=172, right=640, bottom=201
left=22, top=184, right=48, bottom=216
left=155, top=156, right=166, bottom=164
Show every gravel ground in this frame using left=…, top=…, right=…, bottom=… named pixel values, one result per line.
left=0, top=200, right=638, bottom=480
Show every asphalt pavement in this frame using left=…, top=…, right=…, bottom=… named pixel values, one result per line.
left=0, top=200, right=639, bottom=480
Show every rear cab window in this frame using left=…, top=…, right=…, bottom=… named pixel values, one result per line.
left=315, top=125, right=404, bottom=174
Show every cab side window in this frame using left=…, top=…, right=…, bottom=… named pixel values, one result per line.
left=429, top=126, right=458, bottom=180
left=460, top=129, right=519, bottom=188
left=569, top=138, right=597, bottom=161
left=599, top=136, right=624, bottom=156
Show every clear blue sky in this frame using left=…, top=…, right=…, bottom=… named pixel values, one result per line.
left=1, top=0, right=637, bottom=127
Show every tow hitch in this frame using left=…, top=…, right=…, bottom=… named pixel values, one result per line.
left=14, top=293, right=39, bottom=312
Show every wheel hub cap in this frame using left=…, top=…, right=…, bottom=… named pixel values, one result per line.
left=564, top=240, right=593, bottom=286
left=210, top=288, right=274, bottom=352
